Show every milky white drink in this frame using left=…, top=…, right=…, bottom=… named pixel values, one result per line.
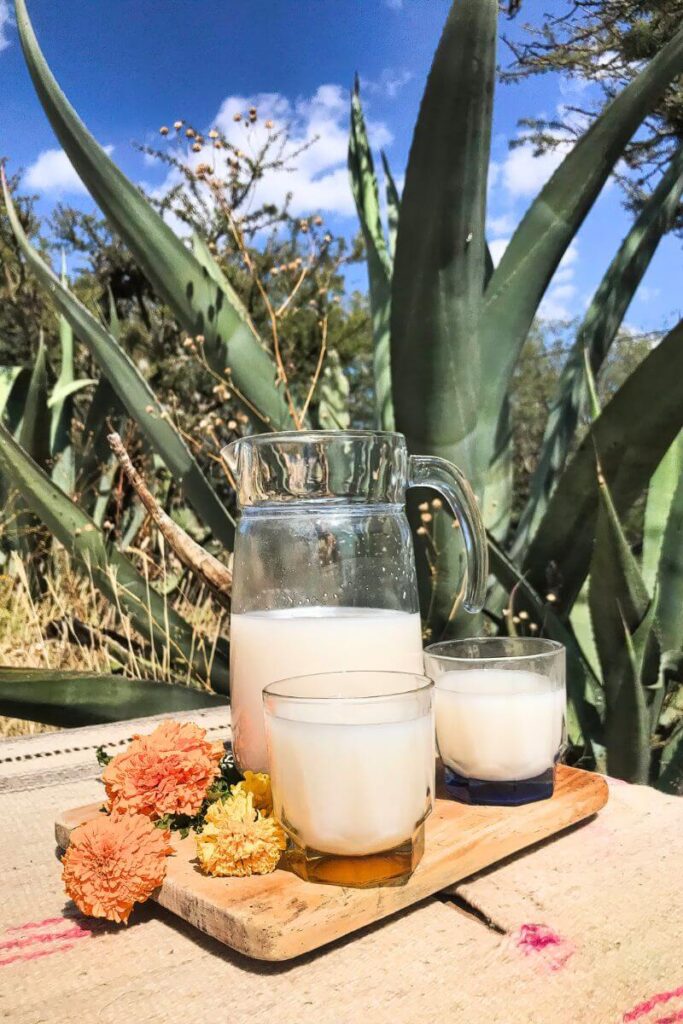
left=435, top=669, right=565, bottom=782
left=266, top=694, right=434, bottom=856
left=230, top=607, right=424, bottom=772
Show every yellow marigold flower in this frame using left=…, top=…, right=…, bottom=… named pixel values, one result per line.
left=196, top=791, right=286, bottom=877
left=231, top=771, right=272, bottom=814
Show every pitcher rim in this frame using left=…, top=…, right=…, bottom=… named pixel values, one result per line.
left=221, top=429, right=405, bottom=462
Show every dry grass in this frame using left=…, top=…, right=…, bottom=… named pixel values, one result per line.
left=0, top=542, right=226, bottom=739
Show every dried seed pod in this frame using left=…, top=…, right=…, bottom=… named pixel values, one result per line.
left=159, top=126, right=169, bottom=136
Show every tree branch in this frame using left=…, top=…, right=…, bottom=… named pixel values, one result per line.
left=107, top=432, right=232, bottom=606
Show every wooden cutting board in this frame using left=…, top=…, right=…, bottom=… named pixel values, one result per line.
left=55, top=764, right=607, bottom=961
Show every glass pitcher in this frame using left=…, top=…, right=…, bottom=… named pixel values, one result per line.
left=222, top=430, right=487, bottom=772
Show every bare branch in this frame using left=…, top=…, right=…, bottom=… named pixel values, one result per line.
left=106, top=432, right=232, bottom=606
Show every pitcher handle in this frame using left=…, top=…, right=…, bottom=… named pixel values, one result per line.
left=408, top=455, right=488, bottom=614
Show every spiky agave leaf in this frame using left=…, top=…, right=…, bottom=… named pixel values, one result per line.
left=647, top=436, right=683, bottom=656
left=348, top=81, right=394, bottom=430
left=390, top=0, right=496, bottom=492
left=0, top=667, right=225, bottom=728
left=50, top=252, right=76, bottom=496
left=0, top=366, right=31, bottom=430
left=513, top=143, right=683, bottom=554
left=381, top=150, right=400, bottom=262
left=2, top=172, right=235, bottom=548
left=0, top=420, right=230, bottom=694
left=524, top=318, right=683, bottom=616
left=589, top=472, right=658, bottom=783
left=14, top=0, right=290, bottom=432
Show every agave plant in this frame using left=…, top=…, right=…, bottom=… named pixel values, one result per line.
left=1, top=0, right=682, bottom=787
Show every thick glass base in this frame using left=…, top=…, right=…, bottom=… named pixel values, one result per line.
left=282, top=823, right=425, bottom=888
left=444, top=765, right=555, bottom=806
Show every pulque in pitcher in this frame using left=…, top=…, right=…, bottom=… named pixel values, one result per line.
left=223, top=430, right=487, bottom=774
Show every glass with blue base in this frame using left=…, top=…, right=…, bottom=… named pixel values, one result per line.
left=424, top=637, right=566, bottom=806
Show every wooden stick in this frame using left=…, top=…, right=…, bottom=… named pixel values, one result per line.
left=107, top=432, right=232, bottom=606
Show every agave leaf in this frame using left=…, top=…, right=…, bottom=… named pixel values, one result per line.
left=76, top=377, right=122, bottom=512
left=50, top=252, right=76, bottom=460
left=18, top=334, right=51, bottom=470
left=106, top=286, right=121, bottom=339
left=0, top=420, right=230, bottom=694
left=480, top=26, right=683, bottom=462
left=643, top=431, right=683, bottom=593
left=317, top=349, right=350, bottom=429
left=649, top=436, right=683, bottom=654
left=390, top=0, right=496, bottom=491
left=525, top=318, right=683, bottom=615
left=4, top=340, right=51, bottom=568
left=588, top=469, right=658, bottom=783
left=483, top=394, right=513, bottom=541
left=0, top=667, right=224, bottom=728
left=487, top=533, right=603, bottom=749
left=48, top=377, right=97, bottom=409
left=381, top=150, right=400, bottom=262
left=388, top=0, right=496, bottom=637
left=513, top=145, right=683, bottom=553
left=2, top=174, right=235, bottom=547
left=190, top=230, right=253, bottom=328
left=15, top=0, right=290, bottom=432
left=348, top=81, right=394, bottom=430
left=0, top=366, right=31, bottom=431
left=569, top=583, right=601, bottom=680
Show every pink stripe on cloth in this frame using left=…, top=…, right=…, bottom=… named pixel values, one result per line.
left=6, top=917, right=67, bottom=933
left=654, top=1011, right=683, bottom=1024
left=0, top=943, right=77, bottom=968
left=623, top=985, right=683, bottom=1022
left=0, top=915, right=100, bottom=968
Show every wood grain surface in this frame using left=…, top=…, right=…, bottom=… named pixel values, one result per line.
left=54, top=764, right=608, bottom=962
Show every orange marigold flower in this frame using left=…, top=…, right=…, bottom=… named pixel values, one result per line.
left=103, top=720, right=224, bottom=819
left=231, top=771, right=273, bottom=814
left=62, top=813, right=172, bottom=924
left=196, top=791, right=286, bottom=877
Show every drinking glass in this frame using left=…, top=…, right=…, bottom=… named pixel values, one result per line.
left=424, top=637, right=566, bottom=806
left=263, top=671, right=434, bottom=887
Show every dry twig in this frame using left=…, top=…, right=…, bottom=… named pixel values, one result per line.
left=106, top=432, right=232, bottom=606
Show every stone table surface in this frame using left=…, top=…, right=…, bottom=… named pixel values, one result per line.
left=1, top=707, right=681, bottom=1024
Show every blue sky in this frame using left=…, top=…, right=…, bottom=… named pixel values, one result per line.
left=1, top=0, right=680, bottom=333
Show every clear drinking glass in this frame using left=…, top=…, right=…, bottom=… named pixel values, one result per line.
left=263, top=671, right=435, bottom=887
left=424, top=638, right=566, bottom=806
left=223, top=430, right=487, bottom=772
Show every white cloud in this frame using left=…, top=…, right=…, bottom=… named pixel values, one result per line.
left=636, top=285, right=660, bottom=304
left=488, top=238, right=510, bottom=267
left=501, top=142, right=567, bottom=199
left=539, top=241, right=580, bottom=319
left=25, top=145, right=114, bottom=195
left=487, top=212, right=516, bottom=237
left=153, top=85, right=392, bottom=220
left=361, top=68, right=413, bottom=100
left=0, top=1, right=11, bottom=53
